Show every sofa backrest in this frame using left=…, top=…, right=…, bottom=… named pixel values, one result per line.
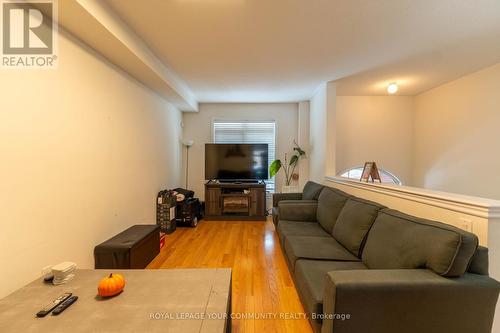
left=302, top=181, right=324, bottom=200
left=362, top=209, right=478, bottom=277
left=332, top=197, right=386, bottom=257
left=316, top=187, right=350, bottom=233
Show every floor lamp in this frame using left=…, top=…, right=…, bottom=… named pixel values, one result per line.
left=183, top=140, right=194, bottom=188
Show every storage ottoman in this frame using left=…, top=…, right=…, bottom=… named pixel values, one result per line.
left=94, top=225, right=160, bottom=269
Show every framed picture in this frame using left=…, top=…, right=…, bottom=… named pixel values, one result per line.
left=360, top=162, right=381, bottom=183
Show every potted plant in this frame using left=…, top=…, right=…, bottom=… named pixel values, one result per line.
left=270, top=141, right=306, bottom=193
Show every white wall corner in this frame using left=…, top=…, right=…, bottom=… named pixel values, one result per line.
left=298, top=101, right=310, bottom=190
left=308, top=81, right=337, bottom=183
left=308, top=83, right=327, bottom=183
left=326, top=81, right=337, bottom=177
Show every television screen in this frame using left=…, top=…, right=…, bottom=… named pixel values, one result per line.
left=205, top=144, right=269, bottom=180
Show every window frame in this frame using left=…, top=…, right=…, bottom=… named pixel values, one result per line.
left=337, top=166, right=403, bottom=185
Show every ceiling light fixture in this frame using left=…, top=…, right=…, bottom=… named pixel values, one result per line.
left=387, top=82, right=398, bottom=94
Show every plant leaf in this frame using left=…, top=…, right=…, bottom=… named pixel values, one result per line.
left=289, top=154, right=299, bottom=166
left=269, top=159, right=282, bottom=178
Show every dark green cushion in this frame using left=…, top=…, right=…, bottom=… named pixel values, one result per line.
left=272, top=192, right=302, bottom=207
left=278, top=200, right=318, bottom=222
left=362, top=209, right=478, bottom=277
left=276, top=220, right=330, bottom=247
left=316, top=187, right=350, bottom=233
left=293, top=260, right=367, bottom=322
left=284, top=236, right=360, bottom=269
left=332, top=197, right=386, bottom=257
left=302, top=181, right=324, bottom=200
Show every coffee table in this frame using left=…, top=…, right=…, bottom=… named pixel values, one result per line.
left=0, top=269, right=231, bottom=333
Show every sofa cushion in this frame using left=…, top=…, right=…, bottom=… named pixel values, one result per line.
left=294, top=260, right=367, bottom=321
left=362, top=209, right=478, bottom=277
left=278, top=200, right=318, bottom=222
left=284, top=236, right=360, bottom=269
left=277, top=220, right=330, bottom=246
left=316, top=187, right=350, bottom=233
left=302, top=181, right=324, bottom=200
left=332, top=197, right=386, bottom=257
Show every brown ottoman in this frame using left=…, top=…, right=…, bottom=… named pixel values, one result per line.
left=94, top=225, right=160, bottom=269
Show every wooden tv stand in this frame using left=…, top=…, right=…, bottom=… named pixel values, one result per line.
left=204, top=180, right=266, bottom=221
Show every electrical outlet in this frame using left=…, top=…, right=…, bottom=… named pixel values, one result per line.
left=457, top=218, right=473, bottom=232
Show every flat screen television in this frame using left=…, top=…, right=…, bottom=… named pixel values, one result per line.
left=205, top=143, right=269, bottom=180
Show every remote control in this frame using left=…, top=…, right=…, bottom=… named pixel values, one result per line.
left=36, top=293, right=72, bottom=317
left=51, top=295, right=78, bottom=315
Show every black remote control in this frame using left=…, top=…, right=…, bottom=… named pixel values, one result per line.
left=36, top=293, right=72, bottom=317
left=51, top=295, right=78, bottom=315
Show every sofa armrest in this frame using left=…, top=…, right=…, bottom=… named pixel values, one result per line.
left=272, top=192, right=302, bottom=207
left=278, top=200, right=317, bottom=222
left=321, top=269, right=500, bottom=333
left=468, top=245, right=489, bottom=275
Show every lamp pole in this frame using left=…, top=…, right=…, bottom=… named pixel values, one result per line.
left=185, top=145, right=190, bottom=188
left=183, top=140, right=194, bottom=189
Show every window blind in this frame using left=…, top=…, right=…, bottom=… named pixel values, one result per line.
left=213, top=120, right=276, bottom=191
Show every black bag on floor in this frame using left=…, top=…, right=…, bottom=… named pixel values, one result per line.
left=172, top=187, right=194, bottom=200
left=172, top=188, right=203, bottom=227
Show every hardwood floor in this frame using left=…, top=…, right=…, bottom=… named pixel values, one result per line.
left=147, top=218, right=313, bottom=333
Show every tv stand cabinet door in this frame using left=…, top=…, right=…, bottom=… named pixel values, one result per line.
left=205, top=187, right=221, bottom=216
left=249, top=187, right=265, bottom=217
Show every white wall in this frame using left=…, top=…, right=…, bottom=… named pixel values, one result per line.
left=309, top=85, right=327, bottom=182
left=0, top=31, right=182, bottom=298
left=336, top=96, right=415, bottom=184
left=326, top=83, right=337, bottom=176
left=309, top=82, right=337, bottom=182
left=414, top=63, right=500, bottom=200
left=297, top=101, right=310, bottom=190
left=182, top=103, right=299, bottom=199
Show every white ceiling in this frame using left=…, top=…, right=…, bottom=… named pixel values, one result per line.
left=104, top=0, right=500, bottom=101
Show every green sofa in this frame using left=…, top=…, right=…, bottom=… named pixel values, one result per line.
left=274, top=183, right=500, bottom=333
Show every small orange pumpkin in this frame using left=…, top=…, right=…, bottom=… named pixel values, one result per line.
left=98, top=273, right=126, bottom=297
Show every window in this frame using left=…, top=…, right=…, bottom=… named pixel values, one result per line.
left=213, top=120, right=276, bottom=191
left=338, top=166, right=402, bottom=185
